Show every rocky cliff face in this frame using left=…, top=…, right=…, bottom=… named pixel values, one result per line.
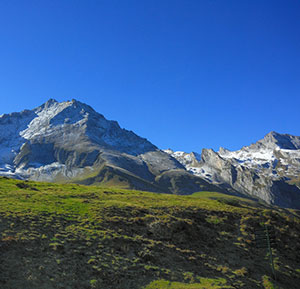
left=165, top=132, right=300, bottom=209
left=0, top=99, right=216, bottom=195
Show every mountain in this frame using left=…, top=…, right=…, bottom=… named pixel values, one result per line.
left=1, top=99, right=299, bottom=208
left=0, top=99, right=218, bottom=194
left=165, top=132, right=300, bottom=209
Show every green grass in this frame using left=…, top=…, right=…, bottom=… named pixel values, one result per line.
left=0, top=177, right=299, bottom=289
left=262, top=275, right=282, bottom=289
left=0, top=178, right=255, bottom=220
left=144, top=277, right=232, bottom=288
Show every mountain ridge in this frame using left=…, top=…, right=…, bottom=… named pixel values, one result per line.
left=0, top=99, right=299, bottom=208
left=0, top=99, right=218, bottom=196
left=165, top=131, right=300, bottom=208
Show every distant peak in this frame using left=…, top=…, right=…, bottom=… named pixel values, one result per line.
left=68, top=99, right=96, bottom=113
left=35, top=98, right=59, bottom=112
left=70, top=98, right=81, bottom=104
left=264, top=131, right=290, bottom=142
left=44, top=98, right=85, bottom=106
left=218, top=147, right=230, bottom=155
left=45, top=98, right=58, bottom=105
left=36, top=98, right=97, bottom=114
left=260, top=131, right=300, bottom=150
left=266, top=131, right=281, bottom=137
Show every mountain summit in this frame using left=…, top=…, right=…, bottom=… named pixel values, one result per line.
left=18, top=98, right=157, bottom=156
left=252, top=131, right=300, bottom=150
left=0, top=99, right=217, bottom=194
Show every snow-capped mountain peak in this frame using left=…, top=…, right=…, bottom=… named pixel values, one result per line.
left=0, top=99, right=160, bottom=178
left=165, top=132, right=300, bottom=208
left=252, top=131, right=300, bottom=150
left=0, top=99, right=214, bottom=196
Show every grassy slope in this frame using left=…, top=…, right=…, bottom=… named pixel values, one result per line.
left=61, top=164, right=167, bottom=194
left=0, top=177, right=299, bottom=289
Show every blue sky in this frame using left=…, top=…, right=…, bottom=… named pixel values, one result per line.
left=0, top=0, right=299, bottom=152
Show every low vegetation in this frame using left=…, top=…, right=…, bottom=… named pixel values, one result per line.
left=0, top=177, right=299, bottom=288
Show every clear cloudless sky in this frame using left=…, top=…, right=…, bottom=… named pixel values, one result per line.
left=0, top=0, right=299, bottom=152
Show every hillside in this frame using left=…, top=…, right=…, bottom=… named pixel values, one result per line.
left=0, top=177, right=299, bottom=289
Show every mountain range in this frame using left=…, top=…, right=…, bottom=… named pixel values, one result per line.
left=165, top=131, right=300, bottom=209
left=0, top=99, right=299, bottom=209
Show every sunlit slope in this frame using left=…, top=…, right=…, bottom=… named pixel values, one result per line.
left=0, top=177, right=299, bottom=289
